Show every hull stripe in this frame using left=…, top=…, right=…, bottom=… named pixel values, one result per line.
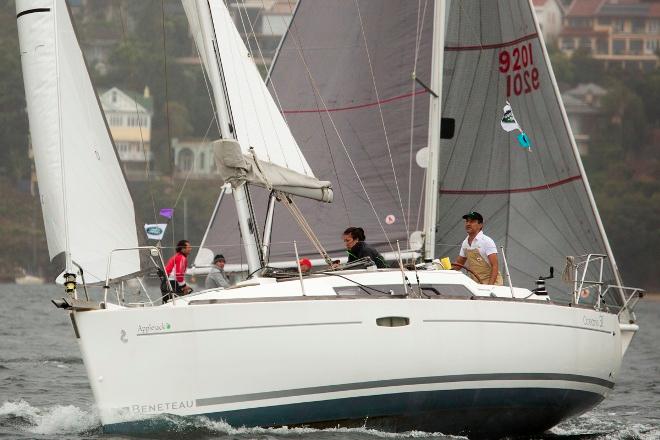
left=136, top=320, right=362, bottom=337
left=196, top=373, right=614, bottom=407
left=424, top=319, right=614, bottom=334
left=137, top=318, right=613, bottom=337
left=105, top=388, right=605, bottom=436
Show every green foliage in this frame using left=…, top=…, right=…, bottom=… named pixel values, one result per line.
left=548, top=45, right=574, bottom=84
left=599, top=80, right=648, bottom=152
left=0, top=178, right=50, bottom=280
left=0, top=1, right=29, bottom=180
left=571, top=49, right=605, bottom=85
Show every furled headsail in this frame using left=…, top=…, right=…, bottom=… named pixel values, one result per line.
left=16, top=0, right=139, bottom=283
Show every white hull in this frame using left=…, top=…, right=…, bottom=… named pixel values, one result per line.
left=71, top=270, right=626, bottom=437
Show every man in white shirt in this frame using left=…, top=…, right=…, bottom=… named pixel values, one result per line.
left=453, top=212, right=503, bottom=285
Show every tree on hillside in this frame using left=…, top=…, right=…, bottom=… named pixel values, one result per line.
left=548, top=45, right=574, bottom=85
left=571, top=49, right=604, bottom=85
left=0, top=3, right=29, bottom=180
left=600, top=80, right=648, bottom=153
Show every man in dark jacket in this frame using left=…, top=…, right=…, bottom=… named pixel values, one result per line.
left=342, top=227, right=387, bottom=268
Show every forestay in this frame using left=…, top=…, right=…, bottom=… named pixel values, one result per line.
left=194, top=0, right=434, bottom=268
left=435, top=0, right=622, bottom=301
left=16, top=0, right=140, bottom=283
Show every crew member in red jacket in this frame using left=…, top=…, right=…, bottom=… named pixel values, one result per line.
left=164, top=239, right=193, bottom=300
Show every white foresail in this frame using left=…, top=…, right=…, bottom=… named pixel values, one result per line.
left=16, top=0, right=139, bottom=283
left=182, top=0, right=331, bottom=201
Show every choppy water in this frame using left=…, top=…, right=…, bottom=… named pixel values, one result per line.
left=1, top=284, right=658, bottom=440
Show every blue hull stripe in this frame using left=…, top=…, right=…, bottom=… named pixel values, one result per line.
left=196, top=373, right=613, bottom=406
left=105, top=387, right=605, bottom=437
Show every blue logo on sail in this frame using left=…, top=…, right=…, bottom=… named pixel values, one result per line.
left=517, top=132, right=531, bottom=149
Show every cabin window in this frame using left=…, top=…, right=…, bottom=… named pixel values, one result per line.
left=333, top=284, right=406, bottom=296
left=420, top=284, right=472, bottom=297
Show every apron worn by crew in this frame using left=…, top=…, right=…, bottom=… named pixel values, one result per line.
left=465, top=248, right=503, bottom=285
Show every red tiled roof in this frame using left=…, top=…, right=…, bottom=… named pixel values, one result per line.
left=650, top=2, right=660, bottom=17
left=566, top=0, right=606, bottom=17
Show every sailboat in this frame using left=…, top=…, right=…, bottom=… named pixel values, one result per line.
left=16, top=0, right=644, bottom=437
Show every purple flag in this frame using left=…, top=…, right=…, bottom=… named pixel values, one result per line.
left=159, top=208, right=174, bottom=219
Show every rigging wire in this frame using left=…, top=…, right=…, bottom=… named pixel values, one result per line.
left=285, top=0, right=351, bottom=225
left=279, top=193, right=333, bottom=265
left=232, top=0, right=289, bottom=169
left=258, top=0, right=293, bottom=123
left=192, top=29, right=222, bottom=137
left=160, top=0, right=174, bottom=178
left=408, top=0, right=430, bottom=233
left=354, top=0, right=410, bottom=244
left=171, top=116, right=216, bottom=211
left=116, top=0, right=157, bottom=224
left=283, top=1, right=396, bottom=252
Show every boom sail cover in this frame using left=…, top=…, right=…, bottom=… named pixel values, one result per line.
left=16, top=0, right=140, bottom=283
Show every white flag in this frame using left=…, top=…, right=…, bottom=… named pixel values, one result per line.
left=144, top=223, right=167, bottom=240
left=501, top=102, right=521, bottom=133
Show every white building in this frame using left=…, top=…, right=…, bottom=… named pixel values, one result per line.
left=172, top=138, right=218, bottom=178
left=561, top=83, right=608, bottom=156
left=533, top=0, right=565, bottom=43
left=99, top=87, right=153, bottom=180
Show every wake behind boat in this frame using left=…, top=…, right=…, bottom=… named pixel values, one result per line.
left=15, top=0, right=643, bottom=438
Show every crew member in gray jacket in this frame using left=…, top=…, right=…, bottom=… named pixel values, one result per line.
left=205, top=254, right=231, bottom=289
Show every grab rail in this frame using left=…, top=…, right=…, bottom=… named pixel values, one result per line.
left=570, top=253, right=607, bottom=305
left=103, top=246, right=168, bottom=306
left=602, top=285, right=644, bottom=319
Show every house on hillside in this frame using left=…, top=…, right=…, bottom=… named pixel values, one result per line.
left=562, top=83, right=608, bottom=155
left=100, top=87, right=153, bottom=180
left=172, top=138, right=218, bottom=179
left=227, top=0, right=295, bottom=72
left=533, top=0, right=566, bottom=43
left=558, top=0, right=660, bottom=70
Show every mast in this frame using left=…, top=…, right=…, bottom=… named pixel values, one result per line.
left=193, top=0, right=262, bottom=274
left=52, top=0, right=73, bottom=275
left=422, top=0, right=446, bottom=260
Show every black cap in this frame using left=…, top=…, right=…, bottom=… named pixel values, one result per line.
left=213, top=254, right=225, bottom=263
left=462, top=211, right=483, bottom=223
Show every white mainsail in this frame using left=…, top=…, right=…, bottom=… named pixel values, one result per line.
left=16, top=0, right=139, bottom=283
left=182, top=0, right=331, bottom=202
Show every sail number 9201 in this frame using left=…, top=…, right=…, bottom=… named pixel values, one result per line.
left=499, top=43, right=539, bottom=97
